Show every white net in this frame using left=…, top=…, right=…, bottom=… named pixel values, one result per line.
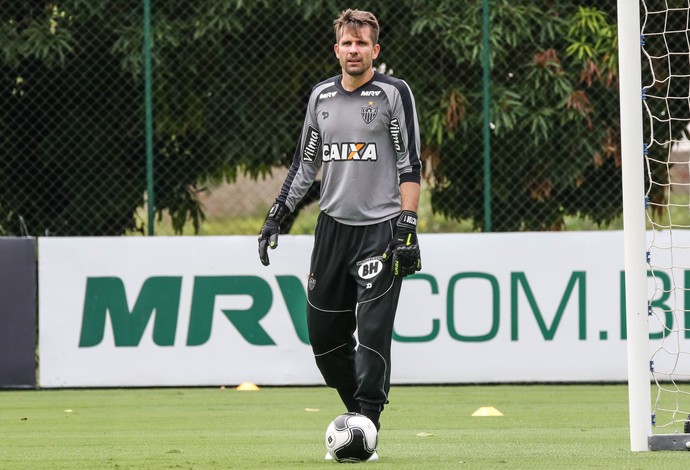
left=641, top=0, right=690, bottom=432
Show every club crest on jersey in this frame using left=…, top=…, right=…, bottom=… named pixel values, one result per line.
left=356, top=257, right=383, bottom=280
left=361, top=101, right=378, bottom=124
left=322, top=142, right=378, bottom=162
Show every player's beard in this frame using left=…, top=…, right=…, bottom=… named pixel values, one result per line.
left=342, top=56, right=371, bottom=77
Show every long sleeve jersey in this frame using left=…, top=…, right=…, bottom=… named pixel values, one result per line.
left=276, top=71, right=422, bottom=226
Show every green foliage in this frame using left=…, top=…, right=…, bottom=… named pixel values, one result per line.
left=0, top=3, right=75, bottom=69
left=413, top=2, right=624, bottom=231
left=0, top=1, right=639, bottom=234
left=0, top=0, right=317, bottom=235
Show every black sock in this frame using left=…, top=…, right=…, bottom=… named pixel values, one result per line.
left=360, top=406, right=381, bottom=431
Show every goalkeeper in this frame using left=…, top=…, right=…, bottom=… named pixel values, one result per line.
left=258, top=8, right=422, bottom=433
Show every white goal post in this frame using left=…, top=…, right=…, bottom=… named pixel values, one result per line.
left=619, top=0, right=690, bottom=452
left=618, top=0, right=651, bottom=452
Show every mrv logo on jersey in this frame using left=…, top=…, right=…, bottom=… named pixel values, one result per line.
left=323, top=142, right=378, bottom=162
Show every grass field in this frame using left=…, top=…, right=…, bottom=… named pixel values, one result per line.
left=0, top=385, right=688, bottom=469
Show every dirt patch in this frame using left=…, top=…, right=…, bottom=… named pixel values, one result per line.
left=198, top=168, right=289, bottom=218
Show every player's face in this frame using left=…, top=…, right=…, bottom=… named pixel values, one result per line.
left=334, top=26, right=380, bottom=78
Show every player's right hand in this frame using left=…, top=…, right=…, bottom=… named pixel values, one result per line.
left=258, top=202, right=287, bottom=266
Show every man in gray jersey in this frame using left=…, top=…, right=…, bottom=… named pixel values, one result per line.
left=258, top=8, right=422, bottom=447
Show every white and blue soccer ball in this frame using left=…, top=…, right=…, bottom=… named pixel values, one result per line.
left=325, top=412, right=378, bottom=462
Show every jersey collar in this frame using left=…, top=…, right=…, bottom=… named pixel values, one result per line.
left=334, top=71, right=378, bottom=95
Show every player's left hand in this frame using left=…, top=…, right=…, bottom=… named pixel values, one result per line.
left=382, top=210, right=422, bottom=277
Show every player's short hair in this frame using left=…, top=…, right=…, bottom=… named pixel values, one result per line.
left=333, top=9, right=380, bottom=45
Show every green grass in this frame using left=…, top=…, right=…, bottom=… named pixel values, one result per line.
left=0, top=385, right=687, bottom=469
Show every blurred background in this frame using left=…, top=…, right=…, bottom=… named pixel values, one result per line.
left=0, top=1, right=630, bottom=236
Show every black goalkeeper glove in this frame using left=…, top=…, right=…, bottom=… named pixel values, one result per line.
left=382, top=210, right=422, bottom=277
left=258, top=202, right=288, bottom=266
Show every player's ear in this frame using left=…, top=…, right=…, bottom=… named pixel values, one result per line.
left=334, top=43, right=339, bottom=57
left=372, top=43, right=380, bottom=60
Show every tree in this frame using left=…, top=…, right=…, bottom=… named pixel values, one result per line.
left=410, top=1, right=622, bottom=230
left=1, top=1, right=149, bottom=235
left=0, top=1, right=638, bottom=235
left=0, top=0, right=351, bottom=235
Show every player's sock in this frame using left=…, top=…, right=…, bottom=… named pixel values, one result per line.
left=337, top=387, right=360, bottom=413
left=360, top=404, right=381, bottom=431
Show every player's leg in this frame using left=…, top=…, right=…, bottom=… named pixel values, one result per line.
left=354, top=278, right=402, bottom=427
left=307, top=213, right=359, bottom=412
left=350, top=216, right=403, bottom=428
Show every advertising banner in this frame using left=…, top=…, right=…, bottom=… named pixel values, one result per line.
left=0, top=237, right=37, bottom=388
left=37, top=232, right=672, bottom=387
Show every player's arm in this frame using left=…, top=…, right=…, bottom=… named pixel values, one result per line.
left=400, top=181, right=420, bottom=213
left=382, top=80, right=422, bottom=276
left=258, top=90, right=322, bottom=266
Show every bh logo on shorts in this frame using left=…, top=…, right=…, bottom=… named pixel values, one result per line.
left=357, top=257, right=383, bottom=280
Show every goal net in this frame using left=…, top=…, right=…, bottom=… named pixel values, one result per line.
left=620, top=0, right=690, bottom=451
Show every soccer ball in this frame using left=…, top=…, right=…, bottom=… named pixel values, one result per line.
left=325, top=412, right=378, bottom=462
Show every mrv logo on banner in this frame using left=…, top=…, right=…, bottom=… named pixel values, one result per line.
left=80, top=275, right=310, bottom=347
left=79, top=271, right=634, bottom=349
left=38, top=233, right=690, bottom=388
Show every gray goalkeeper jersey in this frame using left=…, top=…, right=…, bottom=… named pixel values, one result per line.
left=277, top=71, right=422, bottom=226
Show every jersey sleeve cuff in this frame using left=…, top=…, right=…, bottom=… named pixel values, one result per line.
left=275, top=199, right=293, bottom=213
left=399, top=172, right=421, bottom=185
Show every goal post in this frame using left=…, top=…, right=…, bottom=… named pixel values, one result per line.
left=619, top=0, right=690, bottom=452
left=617, top=0, right=652, bottom=452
